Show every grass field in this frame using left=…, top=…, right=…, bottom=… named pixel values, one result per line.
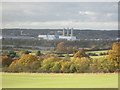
left=86, top=50, right=108, bottom=59
left=2, top=73, right=118, bottom=88
left=89, top=56, right=105, bottom=59
left=86, top=50, right=108, bottom=54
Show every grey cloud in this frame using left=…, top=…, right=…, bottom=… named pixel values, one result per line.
left=2, top=2, right=118, bottom=29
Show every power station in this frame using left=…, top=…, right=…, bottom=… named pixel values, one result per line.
left=38, top=28, right=76, bottom=40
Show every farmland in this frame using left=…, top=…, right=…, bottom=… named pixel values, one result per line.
left=2, top=73, right=118, bottom=88
left=1, top=2, right=119, bottom=89
left=86, top=50, right=108, bottom=59
left=30, top=50, right=109, bottom=59
left=1, top=42, right=119, bottom=88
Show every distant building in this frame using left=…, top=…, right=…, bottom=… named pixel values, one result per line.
left=2, top=36, right=35, bottom=39
left=59, top=36, right=76, bottom=40
left=38, top=35, right=59, bottom=40
left=38, top=28, right=77, bottom=41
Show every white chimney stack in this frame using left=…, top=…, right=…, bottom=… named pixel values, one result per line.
left=71, top=28, right=73, bottom=37
left=63, top=28, right=65, bottom=36
left=21, top=31, right=23, bottom=35
left=67, top=28, right=69, bottom=36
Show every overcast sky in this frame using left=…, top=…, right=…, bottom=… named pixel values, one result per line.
left=2, top=2, right=118, bottom=30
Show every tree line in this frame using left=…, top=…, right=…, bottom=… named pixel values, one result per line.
left=2, top=38, right=113, bottom=50
left=1, top=42, right=120, bottom=73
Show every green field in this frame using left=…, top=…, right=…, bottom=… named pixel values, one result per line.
left=89, top=56, right=105, bottom=59
left=86, top=50, right=108, bottom=54
left=86, top=50, right=108, bottom=59
left=2, top=73, right=118, bottom=88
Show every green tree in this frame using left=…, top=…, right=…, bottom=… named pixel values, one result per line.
left=24, top=50, right=31, bottom=54
left=36, top=51, right=42, bottom=56
left=7, top=51, right=16, bottom=58
left=41, top=56, right=60, bottom=72
left=69, top=64, right=76, bottom=73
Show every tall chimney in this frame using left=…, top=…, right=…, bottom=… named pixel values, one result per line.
left=71, top=28, right=73, bottom=37
left=67, top=28, right=69, bottom=36
left=63, top=28, right=65, bottom=36
left=21, top=31, right=23, bottom=35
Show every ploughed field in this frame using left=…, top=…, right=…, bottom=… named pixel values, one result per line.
left=2, top=73, right=118, bottom=88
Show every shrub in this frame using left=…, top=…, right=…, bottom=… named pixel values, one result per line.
left=87, top=53, right=98, bottom=56
left=7, top=51, right=16, bottom=58
left=0, top=56, right=13, bottom=67
left=24, top=51, right=31, bottom=54
left=36, top=51, right=43, bottom=56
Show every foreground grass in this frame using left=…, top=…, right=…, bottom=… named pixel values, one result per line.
left=2, top=73, right=118, bottom=88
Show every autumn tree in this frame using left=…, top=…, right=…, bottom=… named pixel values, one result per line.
left=112, top=42, right=120, bottom=51
left=74, top=49, right=88, bottom=58
left=73, top=46, right=78, bottom=54
left=67, top=46, right=74, bottom=54
left=0, top=56, right=13, bottom=67
left=9, top=54, right=41, bottom=72
left=69, top=64, right=76, bottom=73
left=41, top=55, right=61, bottom=72
left=61, top=61, right=71, bottom=73
left=63, top=54, right=70, bottom=61
left=72, top=57, right=91, bottom=73
left=56, top=42, right=66, bottom=53
left=50, top=61, right=61, bottom=73
left=108, top=42, right=120, bottom=72
left=92, top=42, right=120, bottom=73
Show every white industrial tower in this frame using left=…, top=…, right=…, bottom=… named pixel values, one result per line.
left=71, top=28, right=73, bottom=37
left=67, top=28, right=69, bottom=36
left=62, top=28, right=73, bottom=37
left=21, top=31, right=23, bottom=35
left=63, top=28, right=65, bottom=36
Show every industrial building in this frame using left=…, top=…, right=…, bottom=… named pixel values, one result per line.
left=38, top=28, right=76, bottom=41
left=38, top=35, right=59, bottom=40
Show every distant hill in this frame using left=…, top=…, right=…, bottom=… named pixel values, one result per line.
left=2, top=29, right=118, bottom=39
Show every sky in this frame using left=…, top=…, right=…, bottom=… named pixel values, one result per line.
left=2, top=2, right=118, bottom=30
